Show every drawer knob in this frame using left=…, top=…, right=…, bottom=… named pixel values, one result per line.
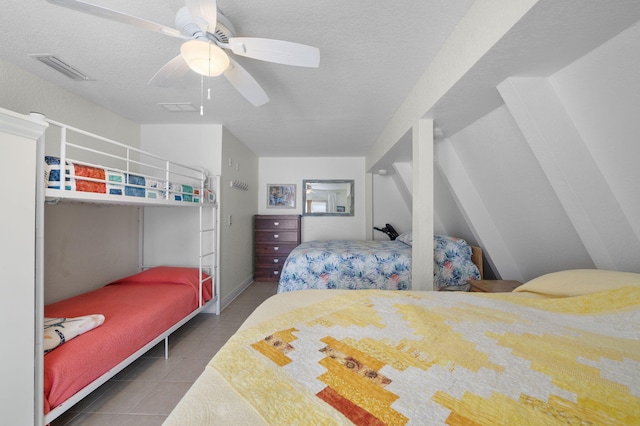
left=274, top=234, right=279, bottom=239
left=274, top=222, right=280, bottom=226
left=273, top=259, right=279, bottom=263
left=274, top=246, right=279, bottom=251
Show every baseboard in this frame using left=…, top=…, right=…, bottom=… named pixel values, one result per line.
left=202, top=275, right=254, bottom=313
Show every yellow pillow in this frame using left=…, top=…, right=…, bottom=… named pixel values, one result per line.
left=513, top=269, right=640, bottom=298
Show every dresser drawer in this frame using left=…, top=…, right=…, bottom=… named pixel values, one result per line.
left=255, top=217, right=299, bottom=230
left=254, top=267, right=283, bottom=282
left=255, top=230, right=299, bottom=243
left=256, top=255, right=289, bottom=268
left=255, top=243, right=297, bottom=256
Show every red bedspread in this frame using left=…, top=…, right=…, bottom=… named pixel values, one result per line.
left=43, top=267, right=211, bottom=415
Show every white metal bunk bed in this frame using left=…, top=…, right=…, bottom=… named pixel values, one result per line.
left=34, top=115, right=221, bottom=425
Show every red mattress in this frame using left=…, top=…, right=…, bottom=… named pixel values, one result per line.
left=43, top=267, right=212, bottom=415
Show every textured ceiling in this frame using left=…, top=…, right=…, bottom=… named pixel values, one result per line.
left=0, top=0, right=474, bottom=157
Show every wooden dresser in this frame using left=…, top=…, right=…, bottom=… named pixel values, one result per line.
left=254, top=215, right=301, bottom=282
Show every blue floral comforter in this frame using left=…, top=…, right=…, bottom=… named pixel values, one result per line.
left=433, top=234, right=481, bottom=288
left=277, top=235, right=481, bottom=293
left=277, top=240, right=411, bottom=293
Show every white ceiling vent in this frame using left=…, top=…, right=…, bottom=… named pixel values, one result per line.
left=29, top=54, right=94, bottom=81
left=158, top=102, right=197, bottom=112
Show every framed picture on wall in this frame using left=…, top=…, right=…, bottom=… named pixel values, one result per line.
left=267, top=184, right=296, bottom=208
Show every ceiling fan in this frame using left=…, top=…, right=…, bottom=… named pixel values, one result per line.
left=46, top=0, right=320, bottom=106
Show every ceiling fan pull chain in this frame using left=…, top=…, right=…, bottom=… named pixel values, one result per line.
left=200, top=75, right=204, bottom=116
left=207, top=44, right=212, bottom=101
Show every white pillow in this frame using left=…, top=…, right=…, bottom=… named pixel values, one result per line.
left=396, top=232, right=412, bottom=246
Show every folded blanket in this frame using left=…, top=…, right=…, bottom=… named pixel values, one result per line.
left=70, top=163, right=107, bottom=193
left=44, top=156, right=62, bottom=189
left=44, top=314, right=105, bottom=353
left=145, top=178, right=162, bottom=189
left=106, top=169, right=125, bottom=195
left=44, top=156, right=108, bottom=193
left=204, top=189, right=216, bottom=203
left=125, top=174, right=146, bottom=197
left=145, top=189, right=163, bottom=199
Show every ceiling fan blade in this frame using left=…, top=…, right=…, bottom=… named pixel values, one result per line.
left=224, top=58, right=269, bottom=106
left=227, top=37, right=320, bottom=68
left=46, top=0, right=184, bottom=38
left=148, top=55, right=191, bottom=87
left=185, top=0, right=217, bottom=33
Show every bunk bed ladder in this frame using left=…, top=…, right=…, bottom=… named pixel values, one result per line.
left=200, top=175, right=221, bottom=316
left=215, top=175, right=221, bottom=315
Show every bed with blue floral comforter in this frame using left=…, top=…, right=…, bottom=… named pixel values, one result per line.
left=277, top=240, right=411, bottom=293
left=277, top=235, right=481, bottom=293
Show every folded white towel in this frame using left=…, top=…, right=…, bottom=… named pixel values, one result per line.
left=44, top=314, right=105, bottom=353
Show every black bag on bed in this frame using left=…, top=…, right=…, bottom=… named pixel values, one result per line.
left=373, top=224, right=400, bottom=240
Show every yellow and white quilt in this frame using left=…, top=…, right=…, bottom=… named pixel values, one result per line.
left=210, top=288, right=640, bottom=425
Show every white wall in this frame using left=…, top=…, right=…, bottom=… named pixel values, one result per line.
left=0, top=59, right=139, bottom=148
left=141, top=124, right=259, bottom=307
left=372, top=173, right=412, bottom=240
left=44, top=204, right=139, bottom=303
left=434, top=20, right=639, bottom=281
left=219, top=127, right=259, bottom=304
left=433, top=166, right=476, bottom=241
left=140, top=124, right=220, bottom=292
left=550, top=21, right=640, bottom=247
left=140, top=124, right=222, bottom=271
left=0, top=59, right=142, bottom=300
left=259, top=157, right=366, bottom=241
left=140, top=124, right=223, bottom=177
left=442, top=105, right=594, bottom=281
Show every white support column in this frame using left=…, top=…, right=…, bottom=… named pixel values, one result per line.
left=0, top=109, right=48, bottom=426
left=365, top=172, right=374, bottom=240
left=33, top=114, right=48, bottom=426
left=412, top=119, right=434, bottom=290
left=435, top=139, right=522, bottom=281
left=498, top=77, right=640, bottom=272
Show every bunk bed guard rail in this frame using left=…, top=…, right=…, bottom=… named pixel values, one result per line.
left=43, top=118, right=213, bottom=204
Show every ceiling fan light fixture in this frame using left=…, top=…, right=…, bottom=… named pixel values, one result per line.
left=181, top=40, right=229, bottom=77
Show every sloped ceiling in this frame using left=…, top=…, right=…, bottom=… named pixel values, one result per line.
left=0, top=0, right=473, bottom=157
left=430, top=2, right=640, bottom=280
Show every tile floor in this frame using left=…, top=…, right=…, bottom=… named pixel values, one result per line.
left=51, top=281, right=278, bottom=426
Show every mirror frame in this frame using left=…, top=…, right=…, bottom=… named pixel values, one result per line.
left=302, top=179, right=354, bottom=216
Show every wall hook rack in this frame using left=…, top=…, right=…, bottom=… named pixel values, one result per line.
left=230, top=180, right=249, bottom=191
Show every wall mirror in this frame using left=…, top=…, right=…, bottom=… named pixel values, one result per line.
left=302, top=179, right=354, bottom=216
